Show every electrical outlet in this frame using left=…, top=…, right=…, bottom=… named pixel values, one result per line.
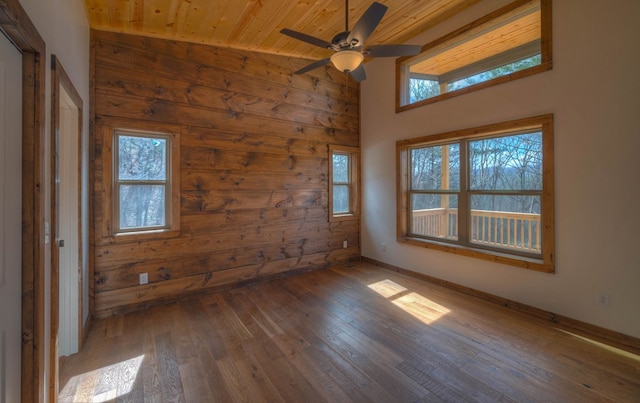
left=343, top=240, right=348, bottom=249
left=140, top=273, right=148, bottom=285
left=597, top=292, right=610, bottom=307
left=381, top=243, right=387, bottom=252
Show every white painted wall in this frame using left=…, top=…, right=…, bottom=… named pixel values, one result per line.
left=361, top=0, right=640, bottom=339
left=1, top=29, right=24, bottom=403
left=16, top=0, right=90, bottom=399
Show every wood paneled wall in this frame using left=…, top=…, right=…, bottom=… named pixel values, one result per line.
left=91, top=30, right=360, bottom=318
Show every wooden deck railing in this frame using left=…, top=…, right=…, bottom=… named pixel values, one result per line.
left=412, top=208, right=541, bottom=253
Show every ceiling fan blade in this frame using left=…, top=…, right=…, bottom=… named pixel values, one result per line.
left=294, top=58, right=331, bottom=75
left=347, top=2, right=388, bottom=46
left=280, top=28, right=333, bottom=49
left=349, top=65, right=367, bottom=82
left=364, top=44, right=422, bottom=57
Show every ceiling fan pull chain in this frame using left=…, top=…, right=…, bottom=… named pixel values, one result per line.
left=346, top=72, right=349, bottom=102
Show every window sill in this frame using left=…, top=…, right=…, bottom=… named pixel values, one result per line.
left=108, top=228, right=181, bottom=244
left=397, top=62, right=552, bottom=113
left=397, top=236, right=554, bottom=273
left=330, top=213, right=359, bottom=222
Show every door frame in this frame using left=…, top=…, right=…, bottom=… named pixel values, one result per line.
left=50, top=54, right=83, bottom=401
left=0, top=0, right=47, bottom=401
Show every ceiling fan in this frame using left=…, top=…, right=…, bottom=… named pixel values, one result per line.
left=280, top=0, right=421, bottom=82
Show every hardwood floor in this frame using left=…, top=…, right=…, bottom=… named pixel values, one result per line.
left=59, top=262, right=640, bottom=402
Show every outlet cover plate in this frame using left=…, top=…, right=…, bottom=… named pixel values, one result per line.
left=597, top=292, right=610, bottom=307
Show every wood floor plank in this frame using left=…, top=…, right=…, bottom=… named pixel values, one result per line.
left=168, top=304, right=199, bottom=366
left=260, top=281, right=400, bottom=401
left=301, top=344, right=383, bottom=403
left=282, top=343, right=355, bottom=402
left=335, top=330, right=432, bottom=398
left=275, top=277, right=428, bottom=401
left=290, top=319, right=401, bottom=402
left=178, top=361, right=214, bottom=402
left=154, top=332, right=186, bottom=402
left=141, top=320, right=162, bottom=402
left=184, top=298, right=228, bottom=361
left=460, top=352, right=562, bottom=403
left=228, top=288, right=284, bottom=338
left=251, top=352, right=324, bottom=403
left=216, top=355, right=259, bottom=402
left=320, top=325, right=426, bottom=402
left=194, top=344, right=233, bottom=402
left=233, top=346, right=287, bottom=403
left=396, top=358, right=471, bottom=402
left=59, top=262, right=640, bottom=402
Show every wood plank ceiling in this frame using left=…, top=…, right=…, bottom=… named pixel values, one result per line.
left=410, top=1, right=541, bottom=75
left=84, top=0, right=480, bottom=61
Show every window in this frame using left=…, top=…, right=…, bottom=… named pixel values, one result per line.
left=397, top=0, right=552, bottom=111
left=397, top=115, right=554, bottom=272
left=110, top=129, right=180, bottom=236
left=329, top=145, right=359, bottom=221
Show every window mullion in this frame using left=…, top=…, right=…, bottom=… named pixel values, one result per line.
left=116, top=179, right=167, bottom=185
left=406, top=151, right=414, bottom=233
left=114, top=182, right=121, bottom=234
left=458, top=139, right=469, bottom=245
left=468, top=190, right=542, bottom=196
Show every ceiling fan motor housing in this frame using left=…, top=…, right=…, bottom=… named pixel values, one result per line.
left=331, top=31, right=359, bottom=50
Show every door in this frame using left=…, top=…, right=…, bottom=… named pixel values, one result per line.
left=0, top=30, right=23, bottom=403
left=56, top=76, right=82, bottom=357
left=50, top=56, right=84, bottom=400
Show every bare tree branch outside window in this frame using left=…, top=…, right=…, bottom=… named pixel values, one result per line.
left=116, top=133, right=169, bottom=231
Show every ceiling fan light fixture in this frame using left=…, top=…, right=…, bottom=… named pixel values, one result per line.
left=330, top=50, right=364, bottom=72
left=282, top=1, right=417, bottom=81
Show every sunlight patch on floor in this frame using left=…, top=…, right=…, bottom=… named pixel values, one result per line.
left=367, top=279, right=408, bottom=298
left=59, top=355, right=144, bottom=402
left=392, top=292, right=451, bottom=324
left=556, top=329, right=640, bottom=362
left=368, top=279, right=450, bottom=324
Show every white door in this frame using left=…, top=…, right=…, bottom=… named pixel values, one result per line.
left=58, top=86, right=81, bottom=356
left=0, top=31, right=23, bottom=403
